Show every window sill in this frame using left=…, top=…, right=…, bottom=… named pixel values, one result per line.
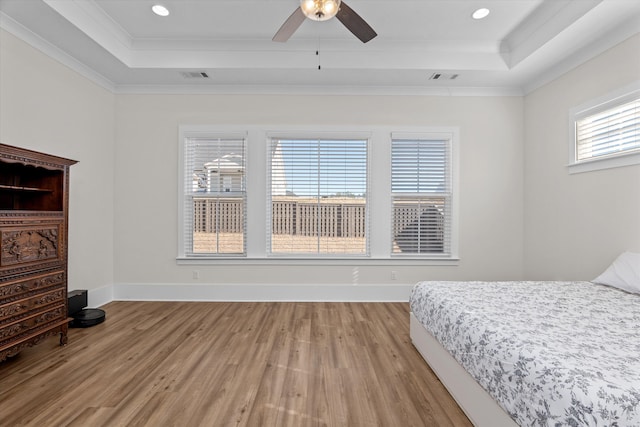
left=176, top=257, right=460, bottom=266
left=568, top=151, right=640, bottom=174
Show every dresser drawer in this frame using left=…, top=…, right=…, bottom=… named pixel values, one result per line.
left=0, top=304, right=66, bottom=345
left=0, top=287, right=66, bottom=322
left=0, top=270, right=65, bottom=302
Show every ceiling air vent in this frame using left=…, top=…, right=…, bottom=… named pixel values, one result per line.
left=429, top=73, right=459, bottom=80
left=181, top=71, right=210, bottom=79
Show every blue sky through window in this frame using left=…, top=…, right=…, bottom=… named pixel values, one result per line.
left=273, top=139, right=367, bottom=197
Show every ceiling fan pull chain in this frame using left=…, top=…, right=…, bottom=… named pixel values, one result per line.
left=316, top=35, right=322, bottom=70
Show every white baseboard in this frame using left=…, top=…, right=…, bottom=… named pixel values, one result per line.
left=85, top=285, right=114, bottom=308
left=111, top=282, right=413, bottom=302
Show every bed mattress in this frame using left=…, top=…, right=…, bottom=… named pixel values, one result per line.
left=409, top=281, right=640, bottom=426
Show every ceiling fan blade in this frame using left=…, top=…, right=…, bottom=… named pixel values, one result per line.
left=336, top=1, right=377, bottom=43
left=273, top=7, right=306, bottom=42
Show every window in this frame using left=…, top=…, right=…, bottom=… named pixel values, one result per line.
left=267, top=137, right=368, bottom=256
left=576, top=98, right=639, bottom=161
left=180, top=134, right=246, bottom=256
left=391, top=134, right=452, bottom=256
left=178, top=126, right=458, bottom=263
left=570, top=84, right=640, bottom=173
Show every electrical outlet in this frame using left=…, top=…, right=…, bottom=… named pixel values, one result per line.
left=193, top=270, right=200, bottom=280
left=391, top=271, right=397, bottom=280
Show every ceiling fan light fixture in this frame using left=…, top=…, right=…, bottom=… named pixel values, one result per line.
left=300, top=0, right=342, bottom=21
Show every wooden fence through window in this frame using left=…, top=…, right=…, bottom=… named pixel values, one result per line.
left=193, top=197, right=443, bottom=244
left=193, top=198, right=367, bottom=238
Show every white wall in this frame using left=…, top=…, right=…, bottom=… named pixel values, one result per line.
left=523, top=34, right=640, bottom=280
left=7, top=22, right=638, bottom=301
left=1, top=25, right=528, bottom=301
left=0, top=29, right=116, bottom=305
left=114, top=94, right=524, bottom=292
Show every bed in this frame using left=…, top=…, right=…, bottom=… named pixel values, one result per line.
left=409, top=276, right=640, bottom=426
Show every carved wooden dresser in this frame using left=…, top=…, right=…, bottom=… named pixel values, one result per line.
left=0, top=144, right=77, bottom=362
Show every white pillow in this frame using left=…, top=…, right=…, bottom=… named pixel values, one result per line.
left=593, top=251, right=640, bottom=294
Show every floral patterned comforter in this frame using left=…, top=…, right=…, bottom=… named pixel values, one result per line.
left=409, top=281, right=640, bottom=427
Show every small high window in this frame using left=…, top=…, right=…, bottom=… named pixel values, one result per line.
left=570, top=84, right=640, bottom=173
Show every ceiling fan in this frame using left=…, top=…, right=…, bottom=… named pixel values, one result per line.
left=273, top=0, right=377, bottom=43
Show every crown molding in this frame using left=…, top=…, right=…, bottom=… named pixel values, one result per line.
left=0, top=12, right=116, bottom=92
left=113, top=83, right=523, bottom=97
left=43, top=0, right=133, bottom=63
left=500, top=0, right=603, bottom=68
left=521, top=11, right=640, bottom=94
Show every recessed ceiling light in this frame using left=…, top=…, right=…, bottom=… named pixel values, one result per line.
left=152, top=4, right=170, bottom=17
left=472, top=8, right=490, bottom=20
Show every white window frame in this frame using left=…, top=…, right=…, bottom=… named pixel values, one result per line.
left=266, top=132, right=370, bottom=258
left=568, top=82, right=640, bottom=174
left=177, top=126, right=459, bottom=265
left=390, top=132, right=454, bottom=258
left=177, top=126, right=247, bottom=259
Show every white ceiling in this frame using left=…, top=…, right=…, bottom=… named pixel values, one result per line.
left=1, top=0, right=639, bottom=95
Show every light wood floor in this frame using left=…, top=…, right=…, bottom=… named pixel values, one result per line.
left=0, top=302, right=471, bottom=427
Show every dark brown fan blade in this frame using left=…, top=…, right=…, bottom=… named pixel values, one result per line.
left=273, top=7, right=306, bottom=42
left=336, top=1, right=377, bottom=43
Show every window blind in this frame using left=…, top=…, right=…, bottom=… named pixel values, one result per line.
left=576, top=97, right=640, bottom=161
left=184, top=136, right=246, bottom=255
left=268, top=138, right=368, bottom=255
left=391, top=138, right=451, bottom=255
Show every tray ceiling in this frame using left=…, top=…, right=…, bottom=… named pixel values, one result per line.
left=1, top=0, right=639, bottom=94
